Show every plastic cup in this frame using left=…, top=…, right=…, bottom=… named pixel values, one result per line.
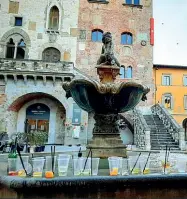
left=73, top=157, right=91, bottom=176
left=176, top=158, right=187, bottom=173
left=8, top=158, right=18, bottom=176
left=128, top=156, right=141, bottom=175
left=32, top=158, right=45, bottom=177
left=17, top=156, right=29, bottom=177
left=45, top=156, right=57, bottom=172
left=91, top=158, right=100, bottom=176
left=73, top=158, right=82, bottom=176
left=108, top=157, right=120, bottom=176
left=58, top=157, right=70, bottom=176
left=80, top=157, right=91, bottom=176
left=139, top=158, right=148, bottom=175
left=45, top=156, right=57, bottom=178
left=121, top=158, right=129, bottom=176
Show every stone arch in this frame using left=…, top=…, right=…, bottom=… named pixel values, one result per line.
left=42, top=47, right=61, bottom=62
left=38, top=43, right=63, bottom=60
left=7, top=92, right=69, bottom=112
left=17, top=98, right=64, bottom=144
left=0, top=28, right=31, bottom=59
left=1, top=28, right=31, bottom=46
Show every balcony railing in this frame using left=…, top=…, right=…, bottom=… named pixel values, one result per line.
left=0, top=58, right=74, bottom=74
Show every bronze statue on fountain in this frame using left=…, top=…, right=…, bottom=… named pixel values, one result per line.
left=97, top=32, right=121, bottom=67
left=63, top=32, right=150, bottom=157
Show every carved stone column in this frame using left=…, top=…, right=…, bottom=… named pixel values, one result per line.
left=93, top=113, right=120, bottom=135
left=88, top=113, right=126, bottom=158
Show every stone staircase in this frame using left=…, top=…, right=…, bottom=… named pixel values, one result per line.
left=143, top=115, right=180, bottom=150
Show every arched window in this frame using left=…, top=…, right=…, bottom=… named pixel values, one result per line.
left=126, top=66, right=132, bottom=78
left=120, top=65, right=125, bottom=79
left=121, top=32, right=133, bottom=45
left=42, top=47, right=61, bottom=62
left=17, top=39, right=26, bottom=59
left=49, top=6, right=59, bottom=30
left=91, top=29, right=103, bottom=42
left=6, top=38, right=15, bottom=58
left=6, top=38, right=26, bottom=59
left=162, top=93, right=173, bottom=109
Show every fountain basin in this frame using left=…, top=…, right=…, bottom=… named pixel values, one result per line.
left=1, top=174, right=187, bottom=198
left=63, top=79, right=149, bottom=114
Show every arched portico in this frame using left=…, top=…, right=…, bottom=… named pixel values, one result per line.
left=7, top=92, right=66, bottom=144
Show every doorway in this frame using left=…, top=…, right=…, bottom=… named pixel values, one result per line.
left=26, top=103, right=50, bottom=134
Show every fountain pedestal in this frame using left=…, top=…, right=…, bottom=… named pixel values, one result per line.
left=87, top=113, right=127, bottom=157
left=87, top=66, right=126, bottom=158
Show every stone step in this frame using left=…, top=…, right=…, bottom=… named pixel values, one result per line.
left=151, top=133, right=169, bottom=135
left=151, top=138, right=175, bottom=142
left=151, top=139, right=174, bottom=142
left=145, top=117, right=161, bottom=120
left=144, top=115, right=160, bottom=118
left=148, top=124, right=165, bottom=127
left=146, top=122, right=164, bottom=126
left=151, top=144, right=179, bottom=148
left=151, top=147, right=180, bottom=150
left=150, top=129, right=168, bottom=132
left=151, top=143, right=178, bottom=147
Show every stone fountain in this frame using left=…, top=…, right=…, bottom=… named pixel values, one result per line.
left=63, top=32, right=149, bottom=157
left=1, top=33, right=187, bottom=199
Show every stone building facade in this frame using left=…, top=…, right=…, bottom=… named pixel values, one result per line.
left=76, top=0, right=153, bottom=105
left=0, top=0, right=90, bottom=147
left=0, top=0, right=153, bottom=148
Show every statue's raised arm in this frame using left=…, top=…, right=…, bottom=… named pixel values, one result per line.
left=97, top=32, right=120, bottom=67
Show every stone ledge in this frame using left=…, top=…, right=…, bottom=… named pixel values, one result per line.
left=2, top=174, right=187, bottom=191
left=122, top=3, right=143, bottom=9
left=88, top=0, right=109, bottom=4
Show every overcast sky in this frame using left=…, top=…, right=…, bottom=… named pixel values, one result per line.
left=153, top=0, right=187, bottom=66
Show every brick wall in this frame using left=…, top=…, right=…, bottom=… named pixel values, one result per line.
left=76, top=0, right=153, bottom=105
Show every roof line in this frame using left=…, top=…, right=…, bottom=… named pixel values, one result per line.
left=153, top=64, right=187, bottom=69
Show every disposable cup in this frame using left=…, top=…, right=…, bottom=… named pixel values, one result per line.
left=91, top=158, right=100, bottom=176
left=8, top=158, right=18, bottom=176
left=108, top=157, right=120, bottom=176
left=17, top=156, right=29, bottom=177
left=128, top=156, right=141, bottom=175
left=121, top=158, right=129, bottom=176
left=32, top=158, right=45, bottom=177
left=73, top=157, right=91, bottom=176
left=176, top=158, right=187, bottom=173
left=58, top=157, right=70, bottom=176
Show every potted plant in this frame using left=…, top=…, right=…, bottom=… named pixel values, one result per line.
left=33, top=131, right=48, bottom=152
